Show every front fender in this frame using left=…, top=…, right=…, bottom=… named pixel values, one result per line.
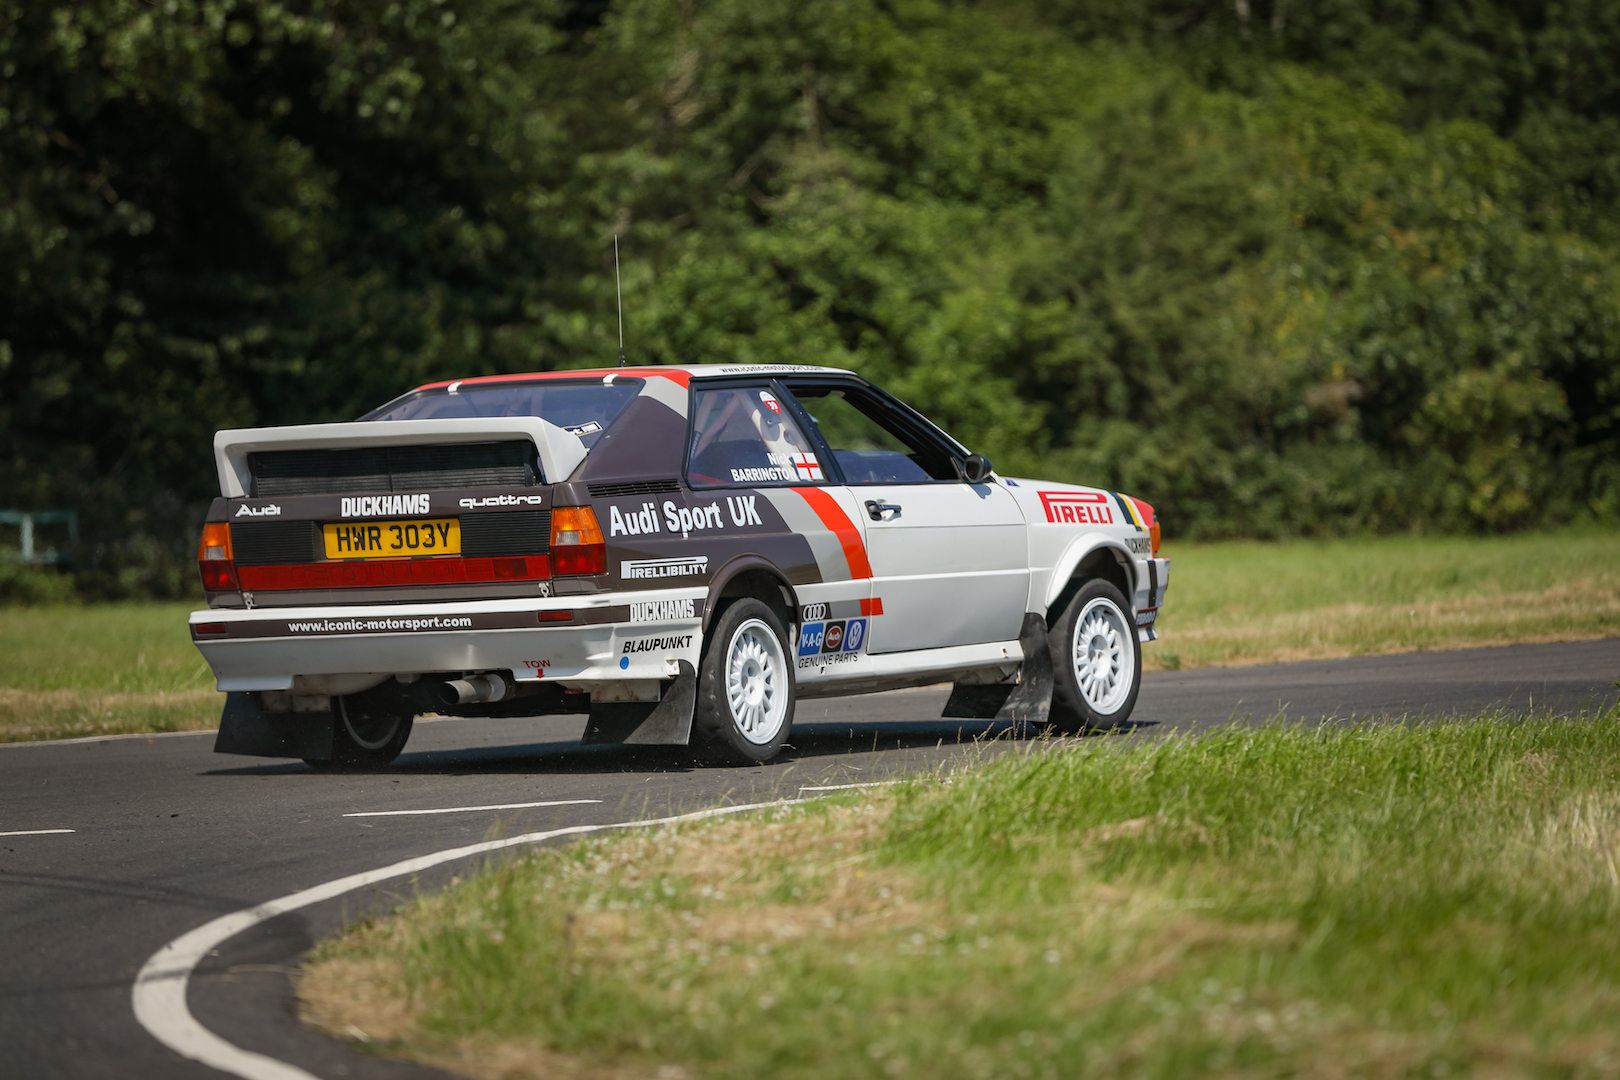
left=1042, top=534, right=1139, bottom=611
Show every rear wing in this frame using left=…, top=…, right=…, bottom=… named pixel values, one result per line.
left=212, top=417, right=588, bottom=499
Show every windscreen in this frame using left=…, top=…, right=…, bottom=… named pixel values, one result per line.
left=361, top=380, right=643, bottom=451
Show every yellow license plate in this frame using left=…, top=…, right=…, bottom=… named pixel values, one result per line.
left=323, top=519, right=461, bottom=560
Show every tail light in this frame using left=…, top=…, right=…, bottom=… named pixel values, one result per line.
left=197, top=522, right=238, bottom=591
left=549, top=506, right=606, bottom=576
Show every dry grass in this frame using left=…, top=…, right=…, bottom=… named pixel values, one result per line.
left=0, top=687, right=218, bottom=742
left=1148, top=579, right=1620, bottom=670
left=302, top=715, right=1620, bottom=1080
left=302, top=803, right=923, bottom=1080
left=1146, top=530, right=1620, bottom=670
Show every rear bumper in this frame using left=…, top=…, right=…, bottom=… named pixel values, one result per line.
left=189, top=593, right=705, bottom=691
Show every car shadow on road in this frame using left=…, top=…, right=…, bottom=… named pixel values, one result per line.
left=200, top=716, right=1161, bottom=778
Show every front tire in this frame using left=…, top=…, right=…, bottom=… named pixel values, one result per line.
left=306, top=693, right=414, bottom=770
left=1048, top=579, right=1142, bottom=735
left=692, top=599, right=795, bottom=765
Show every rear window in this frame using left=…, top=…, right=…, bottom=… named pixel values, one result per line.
left=361, top=380, right=642, bottom=450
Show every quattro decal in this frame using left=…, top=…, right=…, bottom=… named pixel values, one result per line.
left=459, top=494, right=545, bottom=508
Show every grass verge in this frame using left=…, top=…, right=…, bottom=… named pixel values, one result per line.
left=0, top=602, right=216, bottom=742
left=303, top=709, right=1620, bottom=1079
left=1149, top=528, right=1620, bottom=670
left=2, top=528, right=1616, bottom=739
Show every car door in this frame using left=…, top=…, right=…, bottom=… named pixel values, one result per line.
left=782, top=380, right=1029, bottom=654
left=682, top=379, right=873, bottom=644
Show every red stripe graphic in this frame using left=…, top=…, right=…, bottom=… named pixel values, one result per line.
left=792, top=488, right=873, bottom=580
left=859, top=597, right=884, bottom=616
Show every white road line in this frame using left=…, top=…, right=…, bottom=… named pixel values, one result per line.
left=0, top=828, right=75, bottom=837
left=132, top=798, right=801, bottom=1080
left=343, top=799, right=602, bottom=818
left=1, top=729, right=215, bottom=749
left=798, top=780, right=906, bottom=791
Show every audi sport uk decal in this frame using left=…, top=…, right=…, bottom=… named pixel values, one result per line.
left=607, top=496, right=765, bottom=537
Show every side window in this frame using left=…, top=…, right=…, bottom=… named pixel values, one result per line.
left=687, top=386, right=826, bottom=488
left=791, top=387, right=958, bottom=484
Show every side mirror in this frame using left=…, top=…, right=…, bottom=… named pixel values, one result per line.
left=961, top=453, right=994, bottom=484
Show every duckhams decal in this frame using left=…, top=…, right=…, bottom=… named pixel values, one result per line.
left=630, top=598, right=697, bottom=622
left=342, top=494, right=431, bottom=518
left=1038, top=490, right=1115, bottom=526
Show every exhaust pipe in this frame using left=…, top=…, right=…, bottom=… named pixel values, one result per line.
left=437, top=673, right=508, bottom=706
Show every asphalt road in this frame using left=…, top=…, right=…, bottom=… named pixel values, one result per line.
left=2, top=638, right=1617, bottom=1080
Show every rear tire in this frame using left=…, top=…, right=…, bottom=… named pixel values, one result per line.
left=306, top=694, right=414, bottom=770
left=1048, top=579, right=1142, bottom=735
left=692, top=598, right=795, bottom=765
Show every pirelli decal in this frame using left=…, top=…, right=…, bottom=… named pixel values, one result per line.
left=1039, top=490, right=1115, bottom=526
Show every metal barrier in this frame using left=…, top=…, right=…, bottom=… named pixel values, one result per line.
left=0, top=510, right=79, bottom=564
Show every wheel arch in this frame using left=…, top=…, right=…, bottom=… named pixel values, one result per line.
left=1042, top=536, right=1136, bottom=623
left=703, top=555, right=799, bottom=639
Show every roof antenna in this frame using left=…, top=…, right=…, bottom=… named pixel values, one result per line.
left=615, top=233, right=626, bottom=368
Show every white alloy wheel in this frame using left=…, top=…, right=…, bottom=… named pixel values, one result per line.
left=724, top=617, right=789, bottom=744
left=1070, top=596, right=1134, bottom=716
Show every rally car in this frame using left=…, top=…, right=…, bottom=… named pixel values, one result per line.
left=190, top=364, right=1169, bottom=767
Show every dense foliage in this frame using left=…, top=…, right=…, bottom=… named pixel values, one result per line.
left=2, top=0, right=1617, bottom=595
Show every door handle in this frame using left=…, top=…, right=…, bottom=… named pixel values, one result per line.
left=864, top=500, right=902, bottom=521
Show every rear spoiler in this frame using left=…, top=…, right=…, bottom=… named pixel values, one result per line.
left=212, top=417, right=588, bottom=499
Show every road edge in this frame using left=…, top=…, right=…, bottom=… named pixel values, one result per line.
left=132, top=798, right=800, bottom=1080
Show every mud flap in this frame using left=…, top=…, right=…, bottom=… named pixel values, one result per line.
left=581, top=661, right=697, bottom=746
left=941, top=614, right=1054, bottom=730
left=213, top=692, right=335, bottom=761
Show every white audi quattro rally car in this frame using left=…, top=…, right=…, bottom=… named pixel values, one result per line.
left=190, top=365, right=1170, bottom=768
